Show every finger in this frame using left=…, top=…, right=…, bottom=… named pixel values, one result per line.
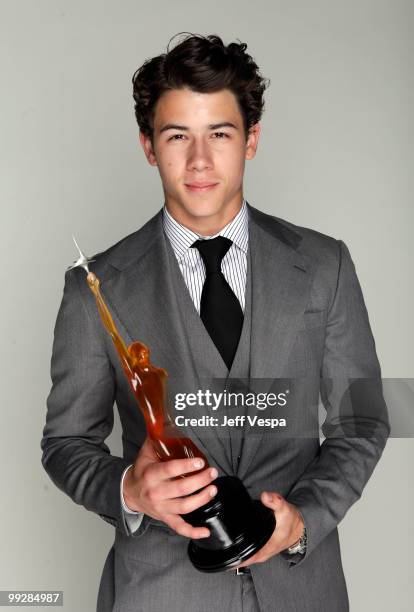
left=237, top=554, right=256, bottom=569
left=236, top=560, right=250, bottom=569
left=236, top=520, right=278, bottom=568
left=237, top=553, right=266, bottom=569
left=139, top=438, right=159, bottom=463
left=261, top=491, right=285, bottom=512
left=145, top=457, right=206, bottom=485
left=238, top=547, right=272, bottom=567
left=166, top=514, right=210, bottom=539
left=160, top=467, right=218, bottom=500
left=166, top=483, right=217, bottom=515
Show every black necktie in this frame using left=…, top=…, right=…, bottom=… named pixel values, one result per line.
left=192, top=236, right=244, bottom=370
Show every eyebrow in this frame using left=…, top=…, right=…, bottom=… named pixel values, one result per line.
left=159, top=121, right=238, bottom=134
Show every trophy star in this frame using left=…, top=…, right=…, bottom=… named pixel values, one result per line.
left=67, top=235, right=96, bottom=274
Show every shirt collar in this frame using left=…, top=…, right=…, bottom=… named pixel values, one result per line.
left=163, top=198, right=249, bottom=263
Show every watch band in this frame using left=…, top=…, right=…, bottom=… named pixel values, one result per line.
left=286, top=526, right=307, bottom=555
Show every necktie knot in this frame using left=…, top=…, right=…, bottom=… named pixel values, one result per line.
left=192, top=236, right=232, bottom=275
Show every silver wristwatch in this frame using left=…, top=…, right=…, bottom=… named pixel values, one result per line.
left=286, top=526, right=307, bottom=555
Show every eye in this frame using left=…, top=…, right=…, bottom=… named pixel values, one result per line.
left=167, top=132, right=230, bottom=141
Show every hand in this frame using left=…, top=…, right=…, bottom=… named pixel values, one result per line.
left=123, top=437, right=218, bottom=539
left=236, top=491, right=305, bottom=568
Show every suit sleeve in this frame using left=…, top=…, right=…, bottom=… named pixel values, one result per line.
left=285, top=240, right=390, bottom=567
left=41, top=268, right=147, bottom=537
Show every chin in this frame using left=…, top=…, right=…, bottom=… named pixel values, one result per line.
left=180, top=199, right=224, bottom=219
left=188, top=207, right=224, bottom=221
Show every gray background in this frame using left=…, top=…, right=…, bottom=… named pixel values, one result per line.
left=1, top=1, right=413, bottom=610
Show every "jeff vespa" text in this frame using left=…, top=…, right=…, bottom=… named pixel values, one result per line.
left=175, top=414, right=286, bottom=428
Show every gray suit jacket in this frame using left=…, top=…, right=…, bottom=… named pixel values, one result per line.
left=41, top=203, right=389, bottom=612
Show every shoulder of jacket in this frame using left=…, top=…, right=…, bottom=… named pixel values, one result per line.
left=66, top=209, right=163, bottom=282
left=249, top=205, right=343, bottom=268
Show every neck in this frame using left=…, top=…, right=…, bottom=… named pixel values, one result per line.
left=165, top=196, right=244, bottom=236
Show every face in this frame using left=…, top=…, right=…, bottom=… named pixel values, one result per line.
left=139, top=88, right=261, bottom=235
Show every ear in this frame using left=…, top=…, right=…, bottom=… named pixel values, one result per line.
left=139, top=130, right=158, bottom=166
left=245, top=122, right=261, bottom=161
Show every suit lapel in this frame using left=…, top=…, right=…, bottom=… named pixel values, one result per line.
left=101, top=211, right=190, bottom=378
left=237, top=204, right=312, bottom=480
left=99, top=210, right=233, bottom=474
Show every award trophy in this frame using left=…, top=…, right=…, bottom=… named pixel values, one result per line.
left=68, top=238, right=276, bottom=572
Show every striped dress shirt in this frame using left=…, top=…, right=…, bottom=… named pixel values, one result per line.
left=162, top=198, right=249, bottom=313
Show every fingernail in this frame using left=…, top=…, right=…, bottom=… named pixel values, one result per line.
left=210, top=468, right=218, bottom=478
left=209, top=486, right=217, bottom=497
left=194, top=459, right=204, bottom=468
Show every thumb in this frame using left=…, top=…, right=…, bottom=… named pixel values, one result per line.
left=261, top=491, right=285, bottom=511
left=137, top=437, right=159, bottom=465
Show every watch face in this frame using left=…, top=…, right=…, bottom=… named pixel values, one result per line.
left=289, top=544, right=303, bottom=554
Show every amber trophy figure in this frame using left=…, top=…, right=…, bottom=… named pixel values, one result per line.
left=67, top=237, right=276, bottom=572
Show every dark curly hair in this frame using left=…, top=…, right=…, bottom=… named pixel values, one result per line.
left=132, top=32, right=270, bottom=144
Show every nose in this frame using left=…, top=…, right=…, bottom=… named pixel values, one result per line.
left=186, top=137, right=213, bottom=172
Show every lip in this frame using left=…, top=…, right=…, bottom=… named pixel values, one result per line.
left=185, top=182, right=218, bottom=192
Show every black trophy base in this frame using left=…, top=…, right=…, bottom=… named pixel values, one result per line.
left=182, top=476, right=276, bottom=573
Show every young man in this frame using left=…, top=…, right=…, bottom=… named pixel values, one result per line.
left=41, top=34, right=389, bottom=612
